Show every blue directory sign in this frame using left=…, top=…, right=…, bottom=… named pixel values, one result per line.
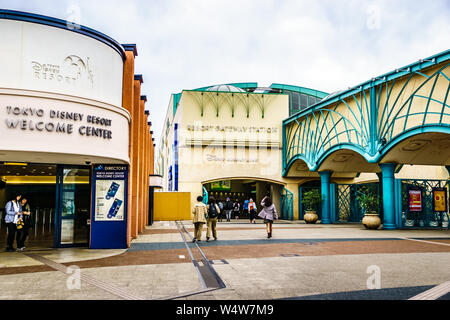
left=91, top=164, right=128, bottom=249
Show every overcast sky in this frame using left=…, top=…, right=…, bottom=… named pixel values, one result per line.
left=1, top=0, right=449, bottom=144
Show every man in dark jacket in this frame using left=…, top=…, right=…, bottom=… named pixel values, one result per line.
left=225, top=198, right=233, bottom=222
left=206, top=197, right=220, bottom=242
left=17, top=197, right=32, bottom=251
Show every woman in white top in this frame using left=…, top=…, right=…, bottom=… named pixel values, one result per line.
left=4, top=194, right=22, bottom=252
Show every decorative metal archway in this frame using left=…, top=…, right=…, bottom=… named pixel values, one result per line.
left=283, top=50, right=450, bottom=175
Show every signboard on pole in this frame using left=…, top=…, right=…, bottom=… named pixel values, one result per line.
left=408, top=188, right=422, bottom=212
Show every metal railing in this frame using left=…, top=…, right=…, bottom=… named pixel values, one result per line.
left=280, top=187, right=294, bottom=220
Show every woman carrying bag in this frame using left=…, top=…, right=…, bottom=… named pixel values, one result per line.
left=4, top=194, right=22, bottom=252
left=258, top=196, right=278, bottom=238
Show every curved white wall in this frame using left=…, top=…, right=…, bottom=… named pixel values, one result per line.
left=0, top=19, right=129, bottom=164
left=0, top=19, right=124, bottom=106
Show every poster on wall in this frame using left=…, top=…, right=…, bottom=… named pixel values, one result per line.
left=408, top=188, right=423, bottom=212
left=211, top=180, right=231, bottom=191
left=94, top=165, right=127, bottom=221
left=432, top=188, right=447, bottom=212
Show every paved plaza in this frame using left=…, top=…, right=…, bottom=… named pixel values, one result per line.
left=0, top=220, right=449, bottom=300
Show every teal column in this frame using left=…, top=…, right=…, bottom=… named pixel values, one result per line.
left=380, top=163, right=397, bottom=229
left=320, top=171, right=332, bottom=224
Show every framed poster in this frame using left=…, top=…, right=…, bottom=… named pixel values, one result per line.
left=90, top=164, right=129, bottom=249
left=93, top=165, right=127, bottom=221
left=211, top=180, right=231, bottom=191
left=408, top=188, right=422, bottom=212
left=432, top=188, right=447, bottom=213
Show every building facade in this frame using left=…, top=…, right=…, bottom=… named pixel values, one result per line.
left=156, top=83, right=328, bottom=215
left=0, top=10, right=154, bottom=249
left=157, top=50, right=449, bottom=229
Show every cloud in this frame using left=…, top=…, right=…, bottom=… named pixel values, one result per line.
left=0, top=0, right=449, bottom=145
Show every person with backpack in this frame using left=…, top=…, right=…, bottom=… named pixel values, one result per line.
left=206, top=197, right=220, bottom=242
left=258, top=196, right=278, bottom=238
left=233, top=199, right=241, bottom=220
left=248, top=198, right=257, bottom=224
left=243, top=198, right=250, bottom=219
left=192, top=195, right=207, bottom=242
left=224, top=197, right=233, bottom=222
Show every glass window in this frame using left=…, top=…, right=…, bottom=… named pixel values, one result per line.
left=290, top=91, right=300, bottom=115
left=309, top=96, right=316, bottom=106
left=60, top=167, right=90, bottom=245
left=300, top=94, right=308, bottom=109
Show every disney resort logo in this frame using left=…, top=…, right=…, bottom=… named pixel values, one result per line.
left=31, top=55, right=94, bottom=88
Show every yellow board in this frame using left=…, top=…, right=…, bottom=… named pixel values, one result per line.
left=153, top=192, right=192, bottom=221
left=433, top=189, right=447, bottom=212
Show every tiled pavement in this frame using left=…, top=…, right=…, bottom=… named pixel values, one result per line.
left=0, top=220, right=449, bottom=300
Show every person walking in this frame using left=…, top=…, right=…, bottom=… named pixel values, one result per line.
left=224, top=197, right=233, bottom=222
left=17, top=197, right=32, bottom=251
left=192, top=195, right=207, bottom=242
left=217, top=199, right=224, bottom=222
left=258, top=196, right=278, bottom=238
left=4, top=194, right=22, bottom=252
left=243, top=198, right=249, bottom=219
left=233, top=199, right=241, bottom=220
left=206, top=197, right=220, bottom=242
left=248, top=198, right=257, bottom=224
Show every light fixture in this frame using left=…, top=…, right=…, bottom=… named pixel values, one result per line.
left=3, top=162, right=27, bottom=166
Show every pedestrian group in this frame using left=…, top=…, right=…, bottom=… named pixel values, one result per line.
left=191, top=194, right=278, bottom=242
left=4, top=193, right=33, bottom=252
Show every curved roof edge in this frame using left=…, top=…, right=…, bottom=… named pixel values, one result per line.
left=0, top=9, right=126, bottom=61
left=283, top=49, right=450, bottom=125
left=192, top=82, right=258, bottom=92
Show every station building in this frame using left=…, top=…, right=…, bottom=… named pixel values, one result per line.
left=0, top=10, right=155, bottom=249
left=157, top=50, right=450, bottom=230
left=155, top=83, right=329, bottom=216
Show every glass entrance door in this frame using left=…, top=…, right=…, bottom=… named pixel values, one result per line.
left=55, top=165, right=91, bottom=247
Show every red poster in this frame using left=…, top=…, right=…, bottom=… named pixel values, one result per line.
left=409, top=189, right=422, bottom=212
